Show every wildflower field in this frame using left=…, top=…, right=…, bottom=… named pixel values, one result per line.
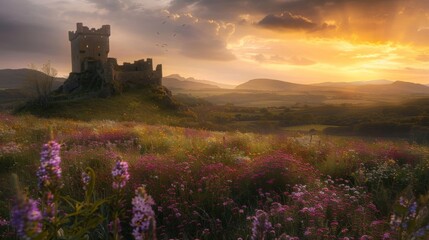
left=0, top=113, right=428, bottom=239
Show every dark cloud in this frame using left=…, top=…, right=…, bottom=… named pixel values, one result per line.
left=86, top=0, right=142, bottom=12
left=0, top=0, right=236, bottom=69
left=87, top=0, right=123, bottom=11
left=168, top=0, right=263, bottom=20
left=168, top=0, right=429, bottom=44
left=0, top=18, right=61, bottom=54
left=168, top=0, right=400, bottom=21
left=258, top=12, right=335, bottom=31
left=259, top=12, right=316, bottom=30
left=0, top=0, right=64, bottom=55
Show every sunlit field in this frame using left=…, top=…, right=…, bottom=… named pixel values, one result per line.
left=1, top=113, right=428, bottom=239
left=3, top=0, right=429, bottom=238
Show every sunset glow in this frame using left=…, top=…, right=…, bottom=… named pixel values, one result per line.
left=1, top=0, right=428, bottom=84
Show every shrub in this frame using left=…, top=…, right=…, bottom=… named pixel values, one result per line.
left=241, top=151, right=319, bottom=194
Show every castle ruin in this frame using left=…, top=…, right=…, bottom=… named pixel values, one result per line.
left=60, top=23, right=162, bottom=95
left=69, top=23, right=111, bottom=73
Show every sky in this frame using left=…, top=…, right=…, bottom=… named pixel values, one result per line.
left=0, top=0, right=429, bottom=85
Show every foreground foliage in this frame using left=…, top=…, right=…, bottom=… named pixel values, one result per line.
left=0, top=113, right=428, bottom=239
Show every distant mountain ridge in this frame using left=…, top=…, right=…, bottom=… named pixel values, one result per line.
left=314, top=79, right=393, bottom=86
left=163, top=77, right=220, bottom=90
left=164, top=74, right=235, bottom=89
left=235, top=78, right=318, bottom=92
left=2, top=69, right=429, bottom=96
left=366, top=81, right=429, bottom=94
left=0, top=69, right=65, bottom=89
left=235, top=78, right=429, bottom=95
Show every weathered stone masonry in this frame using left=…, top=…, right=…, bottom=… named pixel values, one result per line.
left=62, top=23, right=162, bottom=95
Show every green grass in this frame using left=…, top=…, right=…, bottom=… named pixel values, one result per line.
left=16, top=87, right=193, bottom=126
left=1, top=112, right=429, bottom=239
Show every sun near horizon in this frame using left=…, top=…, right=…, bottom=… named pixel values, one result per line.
left=1, top=0, right=429, bottom=85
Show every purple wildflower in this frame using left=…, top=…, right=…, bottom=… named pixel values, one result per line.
left=382, top=232, right=390, bottom=240
left=108, top=217, right=122, bottom=235
left=0, top=218, right=8, bottom=227
left=112, top=160, right=130, bottom=190
left=37, top=141, right=63, bottom=191
left=43, top=191, right=56, bottom=220
left=81, top=171, right=91, bottom=191
left=408, top=201, right=417, bottom=218
left=11, top=198, right=42, bottom=239
left=251, top=210, right=272, bottom=240
left=413, top=226, right=427, bottom=237
left=131, top=185, right=156, bottom=240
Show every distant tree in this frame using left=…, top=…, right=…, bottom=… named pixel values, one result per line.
left=309, top=128, right=317, bottom=143
left=27, top=61, right=57, bottom=107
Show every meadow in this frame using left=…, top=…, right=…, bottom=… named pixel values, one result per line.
left=0, top=112, right=428, bottom=239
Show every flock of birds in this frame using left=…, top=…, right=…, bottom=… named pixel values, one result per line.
left=154, top=15, right=189, bottom=53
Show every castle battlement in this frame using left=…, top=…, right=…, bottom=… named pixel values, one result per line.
left=68, top=23, right=110, bottom=41
left=120, top=59, right=154, bottom=72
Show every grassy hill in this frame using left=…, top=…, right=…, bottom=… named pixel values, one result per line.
left=16, top=86, right=193, bottom=126
left=235, top=78, right=312, bottom=91
left=0, top=69, right=67, bottom=110
left=0, top=68, right=65, bottom=89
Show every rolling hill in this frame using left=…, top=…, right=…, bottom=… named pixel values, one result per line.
left=235, top=79, right=314, bottom=92
left=16, top=86, right=187, bottom=123
left=163, top=74, right=235, bottom=89
left=163, top=76, right=220, bottom=90
left=0, top=68, right=65, bottom=89
left=314, top=79, right=393, bottom=87
left=356, top=81, right=429, bottom=94
left=235, top=78, right=429, bottom=95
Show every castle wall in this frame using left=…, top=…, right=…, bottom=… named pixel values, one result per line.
left=116, top=72, right=161, bottom=86
left=115, top=63, right=162, bottom=86
left=113, top=59, right=162, bottom=86
left=103, top=58, right=118, bottom=84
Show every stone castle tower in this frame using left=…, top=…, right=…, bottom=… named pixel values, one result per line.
left=61, top=23, right=162, bottom=95
left=69, top=23, right=111, bottom=73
